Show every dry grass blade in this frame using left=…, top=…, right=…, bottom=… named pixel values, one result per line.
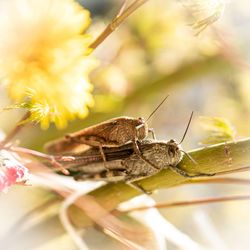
left=189, top=177, right=250, bottom=185
left=121, top=195, right=250, bottom=213
left=60, top=193, right=157, bottom=250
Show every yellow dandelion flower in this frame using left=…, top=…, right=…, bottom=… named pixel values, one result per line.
left=0, top=0, right=97, bottom=129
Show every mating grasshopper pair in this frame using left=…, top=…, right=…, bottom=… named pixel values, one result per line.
left=46, top=98, right=213, bottom=193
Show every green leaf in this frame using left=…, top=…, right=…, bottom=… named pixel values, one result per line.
left=199, top=116, right=236, bottom=145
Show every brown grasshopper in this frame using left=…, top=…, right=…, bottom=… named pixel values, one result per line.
left=65, top=139, right=214, bottom=194
left=60, top=112, right=214, bottom=193
left=45, top=96, right=169, bottom=171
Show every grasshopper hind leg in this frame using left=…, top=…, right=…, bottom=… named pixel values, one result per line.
left=98, top=144, right=110, bottom=171
left=65, top=134, right=110, bottom=172
left=132, top=139, right=160, bottom=170
left=73, top=170, right=127, bottom=182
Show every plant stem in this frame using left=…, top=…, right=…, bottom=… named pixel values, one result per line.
left=6, top=145, right=73, bottom=175
left=2, top=112, right=30, bottom=145
left=67, top=137, right=250, bottom=228
left=90, top=0, right=148, bottom=49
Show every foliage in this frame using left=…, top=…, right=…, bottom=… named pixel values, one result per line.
left=199, top=116, right=236, bottom=144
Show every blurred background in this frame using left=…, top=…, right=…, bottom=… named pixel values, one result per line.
left=0, top=0, right=250, bottom=249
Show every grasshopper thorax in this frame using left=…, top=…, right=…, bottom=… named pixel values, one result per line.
left=135, top=117, right=148, bottom=141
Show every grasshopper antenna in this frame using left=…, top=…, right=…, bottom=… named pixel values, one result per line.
left=146, top=95, right=169, bottom=122
left=178, top=111, right=194, bottom=144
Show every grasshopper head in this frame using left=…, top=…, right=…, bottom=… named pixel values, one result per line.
left=135, top=117, right=148, bottom=140
left=167, top=139, right=181, bottom=152
left=166, top=139, right=183, bottom=165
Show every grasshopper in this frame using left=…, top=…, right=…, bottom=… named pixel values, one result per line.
left=60, top=112, right=214, bottom=194
left=45, top=96, right=169, bottom=171
left=65, top=139, right=214, bottom=194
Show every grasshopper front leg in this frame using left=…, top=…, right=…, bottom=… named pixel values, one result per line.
left=126, top=182, right=152, bottom=195
left=168, top=165, right=215, bottom=178
left=125, top=175, right=153, bottom=195
left=148, top=128, right=156, bottom=139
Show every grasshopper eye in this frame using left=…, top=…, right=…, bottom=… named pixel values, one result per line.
left=138, top=117, right=144, bottom=123
left=136, top=117, right=145, bottom=130
left=168, top=146, right=176, bottom=157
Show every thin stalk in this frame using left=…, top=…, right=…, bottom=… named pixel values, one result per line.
left=121, top=195, right=250, bottom=212
left=2, top=112, right=30, bottom=145
left=90, top=0, right=149, bottom=49
left=6, top=145, right=73, bottom=175
left=188, top=177, right=250, bottom=185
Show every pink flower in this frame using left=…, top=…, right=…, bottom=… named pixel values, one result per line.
left=0, top=150, right=29, bottom=192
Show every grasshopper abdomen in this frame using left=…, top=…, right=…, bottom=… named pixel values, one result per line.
left=45, top=116, right=149, bottom=154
